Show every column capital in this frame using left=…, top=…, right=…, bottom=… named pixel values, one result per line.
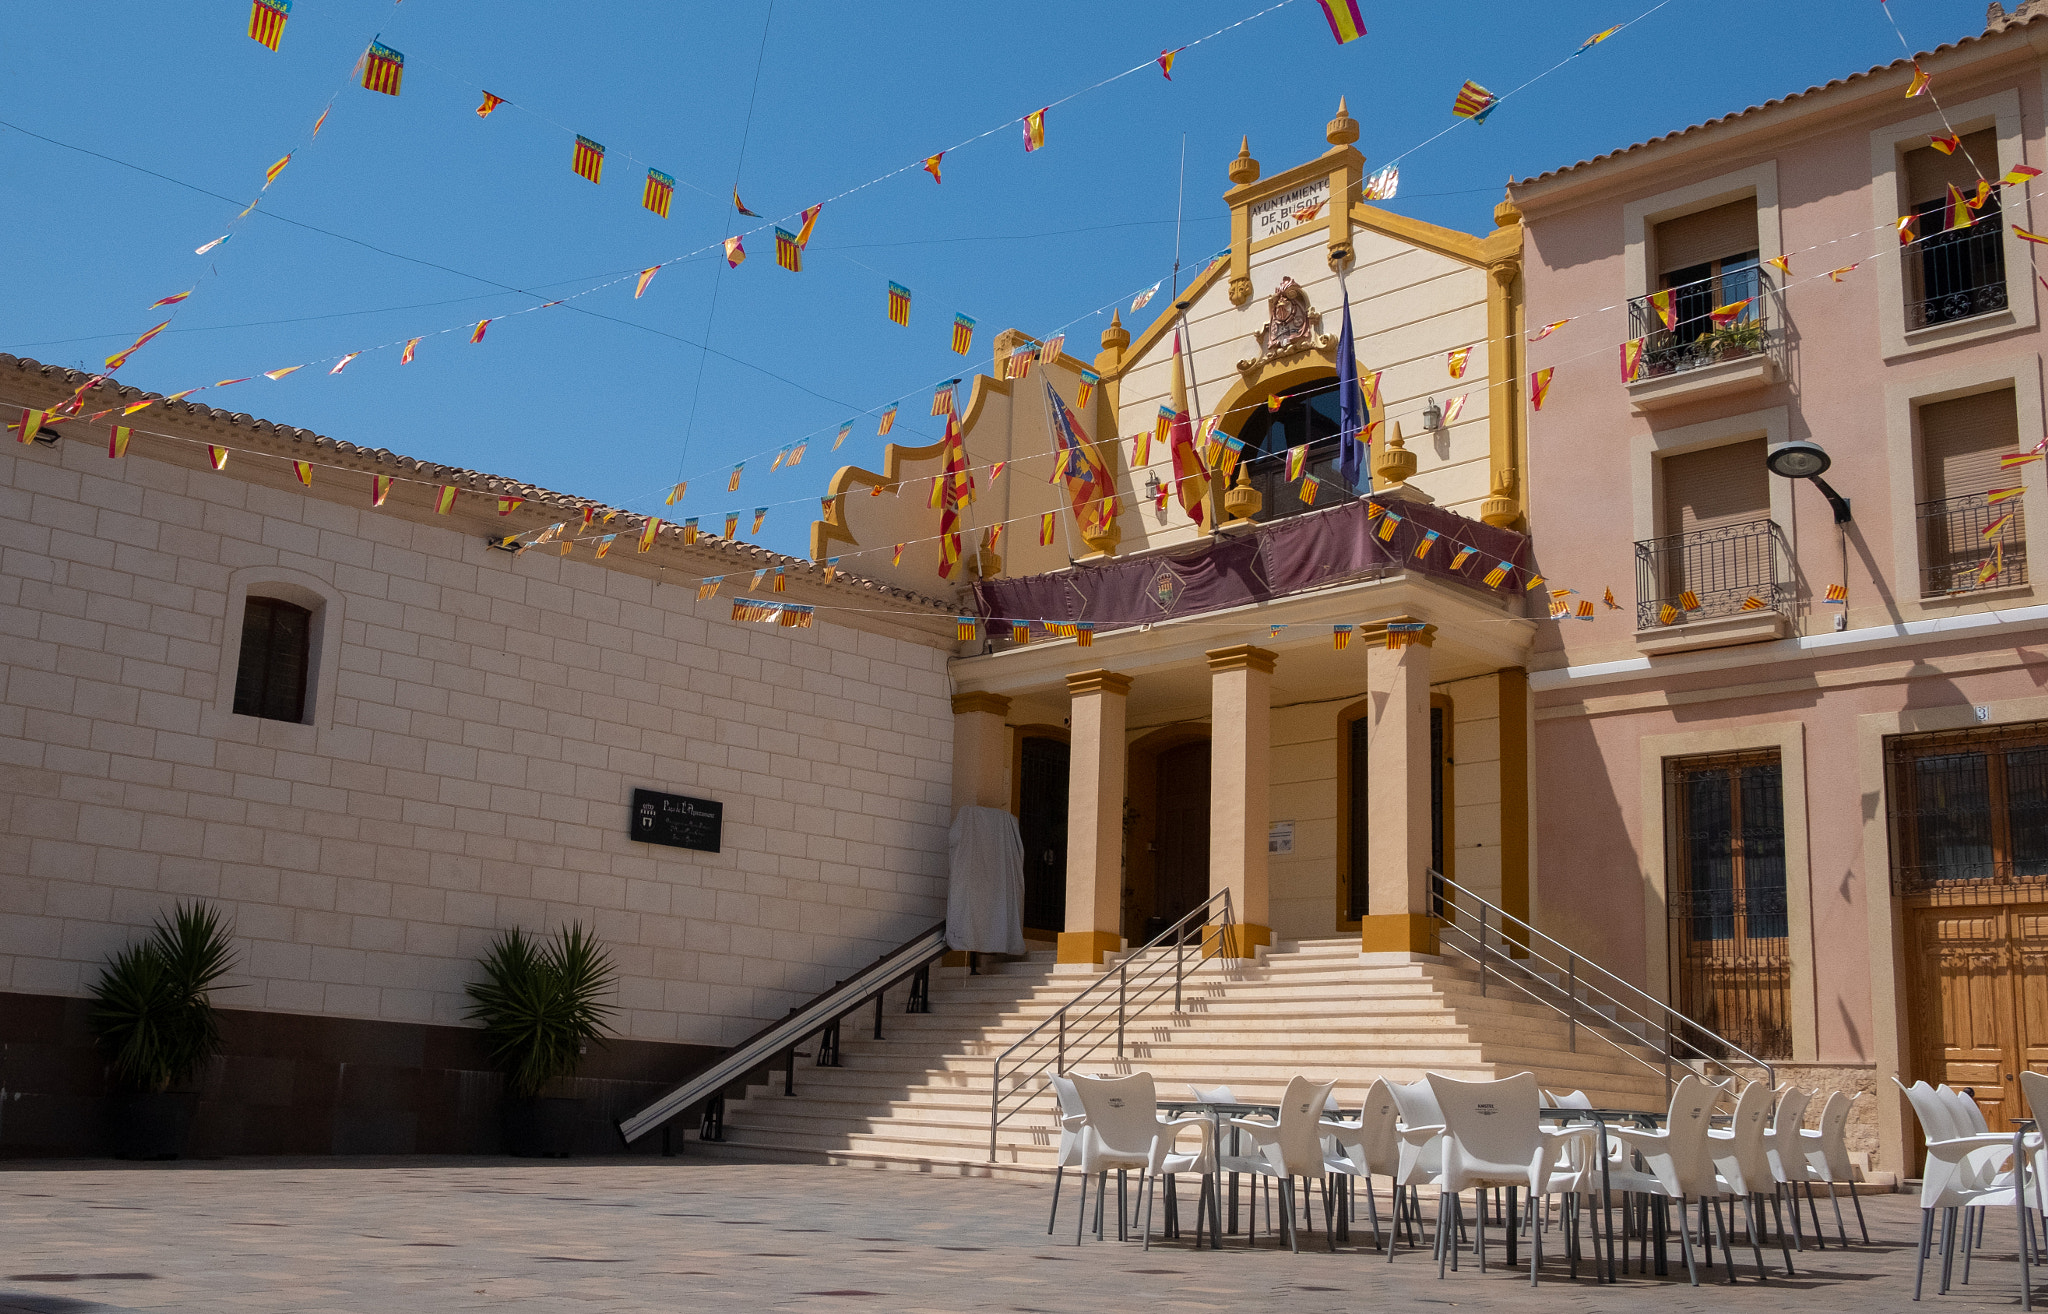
left=1365, top=615, right=1437, bottom=648
left=1204, top=644, right=1277, bottom=675
left=950, top=691, right=1012, bottom=717
left=1066, top=669, right=1133, bottom=697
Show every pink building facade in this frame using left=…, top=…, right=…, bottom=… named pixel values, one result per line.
left=1513, top=12, right=2048, bottom=1175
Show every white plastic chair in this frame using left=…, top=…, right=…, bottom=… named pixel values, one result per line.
left=1427, top=1071, right=1600, bottom=1284
left=1798, top=1089, right=1870, bottom=1245
left=1224, top=1076, right=1338, bottom=1252
left=1760, top=1084, right=1813, bottom=1250
left=1069, top=1072, right=1207, bottom=1247
left=1389, top=1077, right=1450, bottom=1262
left=1897, top=1076, right=2034, bottom=1302
left=1325, top=1076, right=1397, bottom=1251
left=1601, top=1075, right=1731, bottom=1286
left=1707, top=1080, right=1793, bottom=1278
left=1189, top=1083, right=1237, bottom=1104
left=1045, top=1074, right=1087, bottom=1235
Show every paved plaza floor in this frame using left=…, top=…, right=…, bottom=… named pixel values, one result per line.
left=0, top=1156, right=2025, bottom=1312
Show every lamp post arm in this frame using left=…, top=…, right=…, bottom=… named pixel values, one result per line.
left=1810, top=474, right=1852, bottom=524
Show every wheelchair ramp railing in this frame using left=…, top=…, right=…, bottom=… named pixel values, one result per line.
left=618, top=921, right=948, bottom=1146
left=988, top=890, right=1240, bottom=1160
left=1432, top=872, right=1773, bottom=1092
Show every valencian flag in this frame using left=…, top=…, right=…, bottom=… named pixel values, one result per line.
left=951, top=313, right=976, bottom=355
left=923, top=152, right=943, bottom=184
left=932, top=381, right=957, bottom=415
left=1077, top=368, right=1098, bottom=408
left=249, top=0, right=289, bottom=50
left=1313, top=0, right=1367, bottom=44
left=1044, top=379, right=1116, bottom=545
left=775, top=228, right=802, bottom=271
left=697, top=577, right=721, bottom=601
left=1167, top=333, right=1211, bottom=528
left=643, top=169, right=674, bottom=217
left=1022, top=108, right=1047, bottom=152
left=360, top=41, right=404, bottom=95
left=877, top=405, right=897, bottom=436
left=1335, top=293, right=1369, bottom=492
left=572, top=136, right=605, bottom=184
left=476, top=91, right=503, bottom=117
left=888, top=282, right=911, bottom=325
left=1451, top=80, right=1496, bottom=122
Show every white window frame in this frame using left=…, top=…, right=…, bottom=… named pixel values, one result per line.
left=201, top=566, right=345, bottom=750
left=1868, top=87, right=2035, bottom=360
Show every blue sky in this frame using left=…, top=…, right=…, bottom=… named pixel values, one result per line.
left=1, top=0, right=1989, bottom=558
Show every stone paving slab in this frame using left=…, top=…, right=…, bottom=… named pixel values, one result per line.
left=0, top=1156, right=2026, bottom=1312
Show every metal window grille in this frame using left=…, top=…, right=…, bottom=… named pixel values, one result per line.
left=1633, top=517, right=1793, bottom=630
left=1886, top=721, right=2048, bottom=905
left=1918, top=492, right=2027, bottom=596
left=1664, top=749, right=1792, bottom=1061
left=1907, top=198, right=2008, bottom=330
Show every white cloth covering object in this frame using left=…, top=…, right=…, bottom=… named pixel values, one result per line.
left=946, top=805, right=1025, bottom=954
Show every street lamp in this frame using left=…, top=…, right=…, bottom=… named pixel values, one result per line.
left=1765, top=439, right=1852, bottom=524
left=1421, top=397, right=1442, bottom=432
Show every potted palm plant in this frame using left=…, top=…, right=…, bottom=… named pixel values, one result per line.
left=86, top=901, right=238, bottom=1159
left=465, top=923, right=617, bottom=1157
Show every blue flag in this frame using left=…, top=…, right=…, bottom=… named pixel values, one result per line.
left=1335, top=293, right=1369, bottom=492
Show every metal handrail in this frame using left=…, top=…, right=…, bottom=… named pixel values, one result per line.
left=1433, top=872, right=1775, bottom=1092
left=987, top=889, right=1238, bottom=1160
left=617, top=921, right=949, bottom=1145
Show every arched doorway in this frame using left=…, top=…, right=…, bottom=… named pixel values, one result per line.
left=1126, top=725, right=1212, bottom=942
left=1230, top=381, right=1361, bottom=522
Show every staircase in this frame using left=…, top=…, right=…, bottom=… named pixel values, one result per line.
left=682, top=937, right=1671, bottom=1179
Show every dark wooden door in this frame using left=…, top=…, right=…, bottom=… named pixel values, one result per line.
left=1153, top=741, right=1211, bottom=930
left=1017, top=736, right=1069, bottom=934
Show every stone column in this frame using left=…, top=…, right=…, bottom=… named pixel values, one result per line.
left=1361, top=618, right=1439, bottom=956
left=1206, top=645, right=1276, bottom=958
left=1061, top=670, right=1132, bottom=966
left=949, top=691, right=1011, bottom=813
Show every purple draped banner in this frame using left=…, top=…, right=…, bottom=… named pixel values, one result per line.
left=971, top=496, right=1529, bottom=634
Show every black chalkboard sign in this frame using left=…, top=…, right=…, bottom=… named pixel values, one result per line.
left=629, top=788, right=722, bottom=852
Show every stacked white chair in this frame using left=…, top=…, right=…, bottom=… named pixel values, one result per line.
left=1601, top=1075, right=1731, bottom=1286
left=1224, top=1076, right=1339, bottom=1253
left=1068, top=1072, right=1209, bottom=1248
left=1707, top=1080, right=1794, bottom=1279
left=1045, top=1074, right=1088, bottom=1235
left=1760, top=1084, right=1814, bottom=1250
left=1426, top=1071, right=1602, bottom=1285
left=1896, top=1077, right=2035, bottom=1302
left=1324, top=1077, right=1397, bottom=1251
left=1390, top=1077, right=1451, bottom=1264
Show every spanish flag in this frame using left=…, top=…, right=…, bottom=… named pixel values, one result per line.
left=643, top=169, right=673, bottom=217
left=733, top=189, right=759, bottom=217
left=476, top=91, right=503, bottom=118
left=470, top=320, right=490, bottom=344
left=796, top=203, right=822, bottom=249
left=1022, top=108, right=1047, bottom=152
left=635, top=267, right=659, bottom=299
left=1313, top=0, right=1367, bottom=43
left=110, top=425, right=131, bottom=459
left=1529, top=367, right=1554, bottom=411
left=359, top=40, right=403, bottom=96
left=1447, top=346, right=1471, bottom=378
left=724, top=236, right=745, bottom=268
left=294, top=460, right=312, bottom=486
left=248, top=0, right=288, bottom=50
left=1946, top=183, right=1974, bottom=231
left=639, top=517, right=662, bottom=552
left=1620, top=338, right=1646, bottom=382
left=435, top=485, right=458, bottom=513
left=572, top=136, right=604, bottom=184
left=371, top=475, right=393, bottom=507
left=922, top=153, right=943, bottom=184
left=208, top=446, right=229, bottom=471
left=1040, top=512, right=1056, bottom=546
left=13, top=408, right=46, bottom=444
left=1646, top=289, right=1675, bottom=330
left=401, top=337, right=420, bottom=364
left=1286, top=445, right=1307, bottom=481
left=497, top=496, right=523, bottom=516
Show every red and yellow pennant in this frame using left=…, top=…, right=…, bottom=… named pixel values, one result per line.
left=371, top=475, right=394, bottom=507
left=724, top=236, right=745, bottom=268
left=1529, top=367, right=1554, bottom=411
left=1447, top=346, right=1471, bottom=378
left=572, top=136, right=605, bottom=184
left=1451, top=80, right=1496, bottom=121
left=359, top=41, right=403, bottom=96
left=476, top=91, right=503, bottom=118
left=401, top=337, right=421, bottom=365
left=1022, top=108, right=1047, bottom=152
left=643, top=169, right=673, bottom=218
left=1313, top=0, right=1367, bottom=43
left=922, top=152, right=943, bottom=184
left=248, top=0, right=289, bottom=50
left=951, top=314, right=975, bottom=355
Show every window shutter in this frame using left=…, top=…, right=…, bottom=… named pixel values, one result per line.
left=1921, top=387, right=2018, bottom=502
left=233, top=596, right=313, bottom=722
left=1655, top=199, right=1760, bottom=275
left=1905, top=129, right=2000, bottom=206
left=1662, top=438, right=1770, bottom=537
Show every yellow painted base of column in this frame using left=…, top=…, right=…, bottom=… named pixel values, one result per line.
left=1360, top=914, right=1439, bottom=955
left=1203, top=923, right=1272, bottom=959
left=1057, top=930, right=1122, bottom=965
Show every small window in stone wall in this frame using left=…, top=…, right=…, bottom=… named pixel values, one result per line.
left=233, top=597, right=312, bottom=722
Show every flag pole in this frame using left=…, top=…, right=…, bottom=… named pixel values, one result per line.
left=1170, top=133, right=1187, bottom=301
left=1175, top=299, right=1219, bottom=537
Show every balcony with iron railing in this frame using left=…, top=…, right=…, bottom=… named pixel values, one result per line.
left=1919, top=491, right=2027, bottom=596
left=1623, top=269, right=1786, bottom=411
left=1633, top=517, right=1794, bottom=654
left=1907, top=211, right=2008, bottom=331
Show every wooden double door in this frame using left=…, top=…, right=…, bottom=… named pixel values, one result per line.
left=1910, top=900, right=2048, bottom=1131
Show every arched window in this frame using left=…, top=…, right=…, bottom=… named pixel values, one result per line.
left=1231, top=382, right=1360, bottom=523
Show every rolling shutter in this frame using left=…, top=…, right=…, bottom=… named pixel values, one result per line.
left=1663, top=438, right=1770, bottom=537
